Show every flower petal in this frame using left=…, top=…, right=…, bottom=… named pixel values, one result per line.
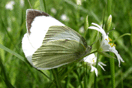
left=91, top=23, right=103, bottom=30
left=88, top=26, right=103, bottom=33
left=5, top=1, right=15, bottom=10
left=110, top=48, right=124, bottom=67
left=101, top=39, right=111, bottom=51
left=91, top=66, right=98, bottom=76
left=101, top=38, right=124, bottom=67
left=98, top=62, right=106, bottom=71
left=83, top=53, right=97, bottom=64
left=89, top=23, right=107, bottom=37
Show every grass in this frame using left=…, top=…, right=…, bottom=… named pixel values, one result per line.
left=0, top=0, right=132, bottom=88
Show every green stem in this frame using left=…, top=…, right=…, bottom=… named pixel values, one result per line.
left=84, top=15, right=89, bottom=39
left=110, top=53, right=115, bottom=88
left=77, top=5, right=80, bottom=32
left=94, top=53, right=99, bottom=88
left=52, top=69, right=62, bottom=88
left=121, top=70, right=124, bottom=88
left=39, top=0, right=47, bottom=12
left=107, top=0, right=111, bottom=15
left=43, top=0, right=47, bottom=12
left=107, top=0, right=115, bottom=88
left=84, top=64, right=87, bottom=88
left=38, top=70, right=55, bottom=84
left=0, top=57, right=14, bottom=88
left=65, top=67, right=69, bottom=88
left=113, top=33, right=131, bottom=43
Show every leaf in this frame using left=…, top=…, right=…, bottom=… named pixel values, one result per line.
left=64, top=0, right=100, bottom=22
left=0, top=58, right=14, bottom=88
left=115, top=67, right=132, bottom=87
left=113, top=33, right=131, bottom=43
left=0, top=44, right=25, bottom=62
left=98, top=51, right=116, bottom=59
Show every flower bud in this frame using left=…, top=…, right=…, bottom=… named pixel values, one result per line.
left=106, top=15, right=112, bottom=31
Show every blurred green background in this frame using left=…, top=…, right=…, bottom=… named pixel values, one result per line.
left=0, top=0, right=132, bottom=88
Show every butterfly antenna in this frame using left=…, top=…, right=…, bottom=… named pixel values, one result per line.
left=27, top=0, right=33, bottom=9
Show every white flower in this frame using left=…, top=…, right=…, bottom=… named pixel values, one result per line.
left=88, top=23, right=124, bottom=67
left=84, top=54, right=106, bottom=76
left=7, top=27, right=11, bottom=32
left=61, top=14, right=69, bottom=21
left=51, top=8, right=56, bottom=14
left=79, top=26, right=84, bottom=33
left=5, top=1, right=15, bottom=10
left=20, top=0, right=24, bottom=7
left=80, top=17, right=84, bottom=21
left=76, top=0, right=82, bottom=5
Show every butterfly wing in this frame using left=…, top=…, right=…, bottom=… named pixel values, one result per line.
left=32, top=26, right=88, bottom=70
left=32, top=39, right=86, bottom=69
left=43, top=26, right=87, bottom=47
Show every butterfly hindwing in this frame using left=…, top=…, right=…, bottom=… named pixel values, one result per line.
left=32, top=39, right=86, bottom=69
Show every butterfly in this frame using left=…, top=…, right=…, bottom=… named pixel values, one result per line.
left=22, top=9, right=91, bottom=70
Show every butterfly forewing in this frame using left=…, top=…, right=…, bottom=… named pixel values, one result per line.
left=43, top=26, right=87, bottom=47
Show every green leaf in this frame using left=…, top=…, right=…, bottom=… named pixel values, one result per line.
left=115, top=67, right=132, bottom=87
left=0, top=44, right=25, bottom=62
left=0, top=58, right=14, bottom=88
left=64, top=0, right=100, bottom=22
left=98, top=51, right=115, bottom=59
left=113, top=33, right=131, bottom=43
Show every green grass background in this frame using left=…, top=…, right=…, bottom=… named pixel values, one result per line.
left=0, top=0, right=132, bottom=88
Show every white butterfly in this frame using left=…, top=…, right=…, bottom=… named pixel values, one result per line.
left=22, top=9, right=91, bottom=70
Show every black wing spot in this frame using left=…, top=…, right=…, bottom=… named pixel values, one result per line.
left=26, top=9, right=49, bottom=34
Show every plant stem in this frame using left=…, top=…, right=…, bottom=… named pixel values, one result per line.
left=107, top=0, right=115, bottom=88
left=65, top=67, right=69, bottom=88
left=94, top=53, right=99, bottom=88
left=43, top=0, right=47, bottom=12
left=110, top=53, right=115, bottom=88
left=52, top=69, right=62, bottom=88
left=39, top=0, right=47, bottom=12
left=84, top=64, right=87, bottom=88
left=84, top=15, right=89, bottom=39
left=107, top=0, right=111, bottom=16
